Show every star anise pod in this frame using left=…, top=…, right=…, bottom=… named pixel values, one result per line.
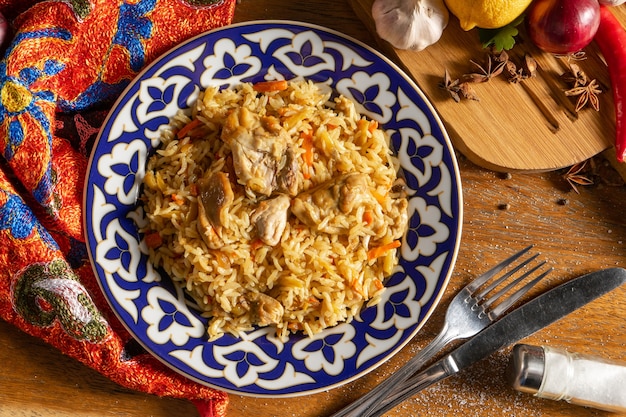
left=522, top=54, right=538, bottom=78
left=503, top=60, right=521, bottom=83
left=439, top=68, right=462, bottom=102
left=561, top=62, right=588, bottom=87
left=458, top=82, right=480, bottom=101
left=492, top=49, right=509, bottom=64
left=567, top=51, right=588, bottom=62
left=565, top=78, right=602, bottom=112
left=439, top=69, right=480, bottom=102
left=563, top=160, right=594, bottom=193
left=463, top=54, right=506, bottom=83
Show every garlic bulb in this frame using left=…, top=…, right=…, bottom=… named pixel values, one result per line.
left=372, top=0, right=449, bottom=51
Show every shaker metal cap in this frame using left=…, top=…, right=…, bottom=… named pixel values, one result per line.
left=506, top=344, right=545, bottom=394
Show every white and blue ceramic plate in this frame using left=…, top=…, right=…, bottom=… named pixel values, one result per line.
left=84, top=21, right=463, bottom=397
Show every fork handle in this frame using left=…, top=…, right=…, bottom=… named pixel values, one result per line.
left=367, top=359, right=454, bottom=417
left=329, top=323, right=458, bottom=417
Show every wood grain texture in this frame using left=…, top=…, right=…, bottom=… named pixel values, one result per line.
left=2, top=2, right=626, bottom=417
left=349, top=0, right=626, bottom=172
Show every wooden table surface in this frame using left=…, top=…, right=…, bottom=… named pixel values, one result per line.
left=2, top=1, right=626, bottom=416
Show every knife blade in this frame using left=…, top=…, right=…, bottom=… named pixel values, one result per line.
left=369, top=267, right=626, bottom=417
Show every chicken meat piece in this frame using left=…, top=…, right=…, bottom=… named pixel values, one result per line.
left=389, top=198, right=409, bottom=241
left=250, top=194, right=291, bottom=246
left=291, top=173, right=371, bottom=233
left=276, top=146, right=299, bottom=196
left=248, top=292, right=284, bottom=326
left=336, top=173, right=369, bottom=213
left=196, top=171, right=234, bottom=249
left=221, top=107, right=293, bottom=197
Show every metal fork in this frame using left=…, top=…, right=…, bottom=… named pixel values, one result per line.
left=330, top=245, right=552, bottom=417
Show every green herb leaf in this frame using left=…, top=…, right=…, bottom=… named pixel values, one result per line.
left=478, top=15, right=524, bottom=51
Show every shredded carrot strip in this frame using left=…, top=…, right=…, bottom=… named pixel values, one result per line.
left=144, top=231, right=163, bottom=249
left=307, top=296, right=320, bottom=306
left=176, top=118, right=202, bottom=139
left=351, top=279, right=364, bottom=297
left=357, top=119, right=379, bottom=134
left=367, top=240, right=401, bottom=261
left=301, top=130, right=314, bottom=179
left=250, top=238, right=264, bottom=250
left=370, top=189, right=387, bottom=205
left=171, top=193, right=185, bottom=205
left=373, top=278, right=384, bottom=291
left=253, top=79, right=288, bottom=92
left=363, top=210, right=374, bottom=225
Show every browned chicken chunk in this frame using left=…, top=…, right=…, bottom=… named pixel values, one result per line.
left=197, top=171, right=234, bottom=248
left=390, top=198, right=409, bottom=241
left=221, top=107, right=293, bottom=197
left=336, top=173, right=369, bottom=213
left=276, top=146, right=299, bottom=196
left=250, top=194, right=291, bottom=246
left=248, top=292, right=284, bottom=326
left=291, top=173, right=372, bottom=233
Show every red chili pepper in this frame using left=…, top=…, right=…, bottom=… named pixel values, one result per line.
left=594, top=6, right=626, bottom=162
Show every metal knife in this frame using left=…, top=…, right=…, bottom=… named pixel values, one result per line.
left=369, top=267, right=626, bottom=417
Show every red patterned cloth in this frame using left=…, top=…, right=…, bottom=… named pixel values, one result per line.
left=0, top=1, right=236, bottom=416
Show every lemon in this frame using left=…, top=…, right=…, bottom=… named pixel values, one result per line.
left=444, top=0, right=533, bottom=31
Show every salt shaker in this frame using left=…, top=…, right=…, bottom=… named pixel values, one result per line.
left=507, top=344, right=626, bottom=413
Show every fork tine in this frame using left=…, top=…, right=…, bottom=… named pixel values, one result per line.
left=465, top=245, right=533, bottom=293
left=478, top=258, right=545, bottom=307
left=473, top=253, right=540, bottom=301
left=487, top=267, right=552, bottom=319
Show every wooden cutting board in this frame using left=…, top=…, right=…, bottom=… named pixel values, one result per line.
left=349, top=0, right=625, bottom=172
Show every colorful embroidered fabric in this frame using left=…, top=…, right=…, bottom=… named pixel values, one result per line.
left=0, top=1, right=236, bottom=416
